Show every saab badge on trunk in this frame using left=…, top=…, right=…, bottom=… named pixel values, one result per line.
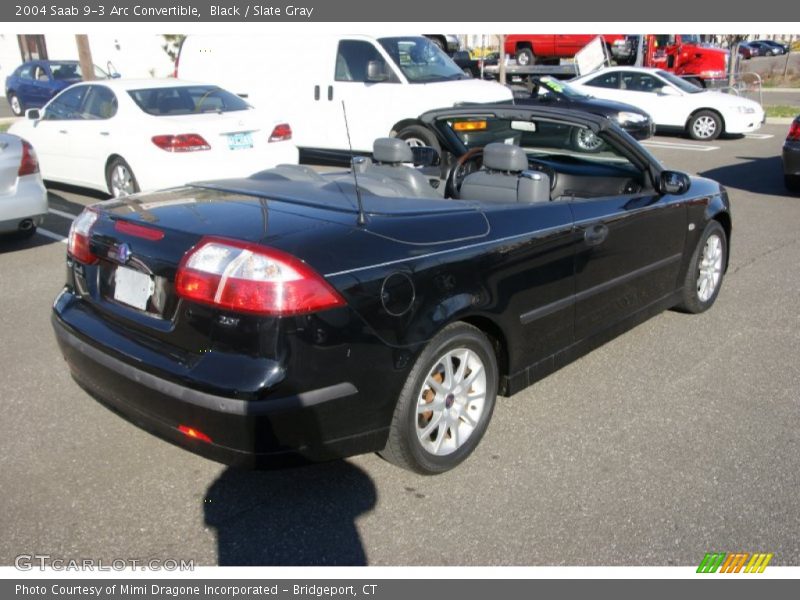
left=111, top=242, right=132, bottom=264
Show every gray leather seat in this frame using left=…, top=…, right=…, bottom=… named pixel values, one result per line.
left=460, top=143, right=550, bottom=204
left=364, top=138, right=440, bottom=198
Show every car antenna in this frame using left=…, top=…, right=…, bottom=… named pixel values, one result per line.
left=341, top=101, right=366, bottom=227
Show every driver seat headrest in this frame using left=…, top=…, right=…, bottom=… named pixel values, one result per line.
left=373, top=138, right=413, bottom=164
left=482, top=143, right=528, bottom=173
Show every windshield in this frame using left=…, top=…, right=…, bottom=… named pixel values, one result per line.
left=678, top=34, right=701, bottom=45
left=378, top=36, right=466, bottom=83
left=535, top=77, right=590, bottom=99
left=656, top=70, right=704, bottom=94
left=49, top=61, right=108, bottom=80
left=128, top=85, right=251, bottom=116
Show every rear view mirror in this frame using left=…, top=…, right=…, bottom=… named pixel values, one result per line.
left=366, top=60, right=388, bottom=82
left=25, top=108, right=41, bottom=120
left=660, top=170, right=691, bottom=195
left=410, top=146, right=441, bottom=167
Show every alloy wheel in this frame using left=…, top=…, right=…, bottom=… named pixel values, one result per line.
left=415, top=348, right=487, bottom=456
left=692, top=116, right=718, bottom=139
left=697, top=233, right=723, bottom=302
left=110, top=164, right=135, bottom=196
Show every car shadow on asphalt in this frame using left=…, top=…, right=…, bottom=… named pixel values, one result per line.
left=699, top=155, right=786, bottom=195
left=203, top=461, right=377, bottom=565
left=0, top=230, right=56, bottom=253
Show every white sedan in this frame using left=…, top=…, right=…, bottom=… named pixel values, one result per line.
left=9, top=79, right=299, bottom=196
left=0, top=133, right=48, bottom=238
left=570, top=67, right=764, bottom=141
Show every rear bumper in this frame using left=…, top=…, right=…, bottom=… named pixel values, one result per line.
left=0, top=174, right=48, bottom=233
left=783, top=142, right=800, bottom=176
left=52, top=306, right=388, bottom=468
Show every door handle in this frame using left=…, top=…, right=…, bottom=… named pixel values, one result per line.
left=58, top=129, right=68, bottom=134
left=99, top=131, right=109, bottom=136
left=327, top=85, right=333, bottom=101
left=583, top=223, right=609, bottom=246
left=314, top=85, right=320, bottom=100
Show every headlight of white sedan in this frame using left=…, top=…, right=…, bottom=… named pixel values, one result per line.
left=616, top=111, right=648, bottom=125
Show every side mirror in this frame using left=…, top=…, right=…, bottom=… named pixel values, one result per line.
left=410, top=146, right=441, bottom=167
left=659, top=170, right=691, bottom=195
left=657, top=86, right=679, bottom=96
left=110, top=72, right=122, bottom=79
left=25, top=108, right=41, bottom=120
left=366, top=60, right=388, bottom=82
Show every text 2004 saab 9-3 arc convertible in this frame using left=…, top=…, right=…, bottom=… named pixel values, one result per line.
left=51, top=105, right=731, bottom=474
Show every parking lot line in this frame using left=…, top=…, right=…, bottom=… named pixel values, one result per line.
left=744, top=133, right=775, bottom=140
left=37, top=228, right=68, bottom=244
left=641, top=141, right=720, bottom=152
left=48, top=208, right=77, bottom=221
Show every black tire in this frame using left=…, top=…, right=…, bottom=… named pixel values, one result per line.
left=687, top=110, right=723, bottom=141
left=785, top=174, right=800, bottom=193
left=395, top=124, right=441, bottom=153
left=106, top=157, right=140, bottom=197
left=516, top=47, right=535, bottom=66
left=379, top=322, right=499, bottom=475
left=676, top=220, right=727, bottom=314
left=8, top=93, right=23, bottom=117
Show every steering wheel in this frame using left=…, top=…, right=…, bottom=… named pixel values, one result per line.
left=526, top=158, right=558, bottom=191
left=445, top=147, right=484, bottom=199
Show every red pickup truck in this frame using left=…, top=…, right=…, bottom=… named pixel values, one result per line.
left=505, top=34, right=626, bottom=66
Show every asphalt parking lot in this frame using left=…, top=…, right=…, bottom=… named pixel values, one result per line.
left=1, top=124, right=799, bottom=567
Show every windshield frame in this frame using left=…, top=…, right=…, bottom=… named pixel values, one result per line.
left=655, top=70, right=704, bottom=94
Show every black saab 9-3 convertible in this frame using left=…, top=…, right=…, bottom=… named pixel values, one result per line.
left=52, top=106, right=731, bottom=474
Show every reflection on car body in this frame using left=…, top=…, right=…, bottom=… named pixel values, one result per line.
left=51, top=105, right=732, bottom=474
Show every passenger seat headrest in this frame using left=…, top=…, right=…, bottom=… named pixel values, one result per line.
left=373, top=138, right=413, bottom=164
left=483, top=143, right=528, bottom=173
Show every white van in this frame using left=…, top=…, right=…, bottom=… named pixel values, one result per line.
left=176, top=34, right=513, bottom=161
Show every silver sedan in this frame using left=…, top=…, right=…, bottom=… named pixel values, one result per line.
left=0, top=133, right=48, bottom=237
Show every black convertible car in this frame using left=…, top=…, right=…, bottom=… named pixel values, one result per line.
left=513, top=77, right=655, bottom=149
left=53, top=106, right=731, bottom=474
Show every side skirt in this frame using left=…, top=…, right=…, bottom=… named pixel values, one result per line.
left=501, top=290, right=682, bottom=396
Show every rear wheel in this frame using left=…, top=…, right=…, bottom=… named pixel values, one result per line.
left=379, top=322, right=499, bottom=474
left=8, top=93, right=22, bottom=116
left=785, top=174, right=800, bottom=193
left=516, top=47, right=535, bottom=66
left=106, top=157, right=140, bottom=197
left=687, top=110, right=722, bottom=141
left=676, top=220, right=727, bottom=314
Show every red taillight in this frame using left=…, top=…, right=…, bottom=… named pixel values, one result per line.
left=151, top=134, right=210, bottom=152
left=175, top=237, right=345, bottom=316
left=788, top=120, right=800, bottom=142
left=18, top=140, right=40, bottom=176
left=114, top=219, right=165, bottom=241
left=68, top=208, right=99, bottom=264
left=178, top=425, right=212, bottom=443
left=268, top=123, right=292, bottom=143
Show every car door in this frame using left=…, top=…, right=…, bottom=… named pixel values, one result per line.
left=326, top=38, right=404, bottom=152
left=30, top=63, right=56, bottom=108
left=66, top=84, right=119, bottom=188
left=619, top=71, right=686, bottom=127
left=31, top=85, right=90, bottom=182
left=567, top=135, right=687, bottom=340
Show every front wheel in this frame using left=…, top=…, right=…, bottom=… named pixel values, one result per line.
left=676, top=220, right=727, bottom=314
left=8, top=93, right=23, bottom=117
left=687, top=110, right=722, bottom=141
left=516, top=47, right=535, bottom=66
left=395, top=124, right=440, bottom=153
left=379, top=322, right=499, bottom=474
